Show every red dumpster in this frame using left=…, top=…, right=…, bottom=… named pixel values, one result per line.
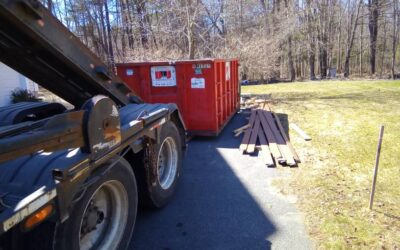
left=116, top=59, right=240, bottom=136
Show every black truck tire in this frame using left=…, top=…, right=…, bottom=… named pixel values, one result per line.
left=53, top=158, right=137, bottom=250
left=139, top=121, right=182, bottom=208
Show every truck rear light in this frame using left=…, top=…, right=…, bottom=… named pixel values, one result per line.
left=23, top=204, right=54, bottom=230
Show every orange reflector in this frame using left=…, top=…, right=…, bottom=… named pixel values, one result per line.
left=24, top=204, right=53, bottom=230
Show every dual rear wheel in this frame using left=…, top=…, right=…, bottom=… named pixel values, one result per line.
left=54, top=121, right=182, bottom=250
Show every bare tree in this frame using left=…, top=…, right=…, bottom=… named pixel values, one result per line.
left=305, top=0, right=316, bottom=80
left=104, top=0, right=115, bottom=68
left=344, top=0, right=362, bottom=77
left=368, top=0, right=379, bottom=75
left=47, top=0, right=399, bottom=80
left=284, top=0, right=295, bottom=81
left=391, top=0, right=399, bottom=78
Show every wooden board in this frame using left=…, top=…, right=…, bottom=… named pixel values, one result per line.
left=262, top=110, right=296, bottom=166
left=257, top=110, right=283, bottom=160
left=264, top=104, right=271, bottom=112
left=257, top=129, right=275, bottom=167
left=290, top=123, right=311, bottom=141
left=234, top=124, right=250, bottom=133
left=234, top=130, right=245, bottom=137
left=239, top=110, right=256, bottom=152
left=246, top=116, right=260, bottom=153
left=266, top=103, right=300, bottom=164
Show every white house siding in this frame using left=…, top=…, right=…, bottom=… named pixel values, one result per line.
left=0, top=63, right=38, bottom=107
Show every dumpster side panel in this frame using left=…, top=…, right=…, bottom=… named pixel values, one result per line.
left=116, top=65, right=144, bottom=99
left=116, top=59, right=239, bottom=136
left=231, top=60, right=240, bottom=110
left=181, top=61, right=217, bottom=133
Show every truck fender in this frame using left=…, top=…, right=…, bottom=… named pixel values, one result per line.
left=167, top=104, right=187, bottom=149
left=61, top=155, right=129, bottom=220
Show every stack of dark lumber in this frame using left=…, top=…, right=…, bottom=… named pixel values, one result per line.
left=239, top=107, right=300, bottom=167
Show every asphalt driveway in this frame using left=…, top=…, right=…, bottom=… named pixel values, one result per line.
left=129, top=112, right=312, bottom=250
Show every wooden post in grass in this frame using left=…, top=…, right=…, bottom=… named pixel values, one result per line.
left=369, top=125, right=385, bottom=210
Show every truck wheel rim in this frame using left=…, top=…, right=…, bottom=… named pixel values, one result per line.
left=157, top=137, right=178, bottom=190
left=79, top=180, right=128, bottom=250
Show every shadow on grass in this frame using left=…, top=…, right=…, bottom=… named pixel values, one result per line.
left=374, top=209, right=400, bottom=221
left=274, top=91, right=400, bottom=106
left=275, top=113, right=290, bottom=141
left=241, top=92, right=400, bottom=110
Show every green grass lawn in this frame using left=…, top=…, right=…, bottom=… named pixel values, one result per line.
left=242, top=80, right=400, bottom=249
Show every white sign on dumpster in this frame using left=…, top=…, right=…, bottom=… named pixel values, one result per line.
left=225, top=62, right=231, bottom=80
left=191, top=78, right=205, bottom=88
left=151, top=66, right=176, bottom=87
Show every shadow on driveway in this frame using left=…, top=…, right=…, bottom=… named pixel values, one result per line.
left=130, top=112, right=280, bottom=249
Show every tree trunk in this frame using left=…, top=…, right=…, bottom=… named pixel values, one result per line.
left=121, top=0, right=134, bottom=49
left=288, top=35, right=295, bottom=81
left=368, top=0, right=379, bottom=75
left=318, top=27, right=328, bottom=78
left=284, top=0, right=295, bottom=81
left=99, top=1, right=109, bottom=61
left=392, top=0, right=398, bottom=79
left=260, top=0, right=269, bottom=32
left=188, top=23, right=196, bottom=59
left=337, top=10, right=342, bottom=73
left=344, top=0, right=362, bottom=77
left=320, top=47, right=328, bottom=78
left=380, top=19, right=388, bottom=77
left=136, top=0, right=149, bottom=49
left=360, top=15, right=364, bottom=76
left=306, top=0, right=316, bottom=80
left=317, top=1, right=328, bottom=79
left=104, top=0, right=115, bottom=69
left=272, top=0, right=282, bottom=77
left=309, top=49, right=316, bottom=80
left=239, top=0, right=244, bottom=34
left=47, top=0, right=53, bottom=14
